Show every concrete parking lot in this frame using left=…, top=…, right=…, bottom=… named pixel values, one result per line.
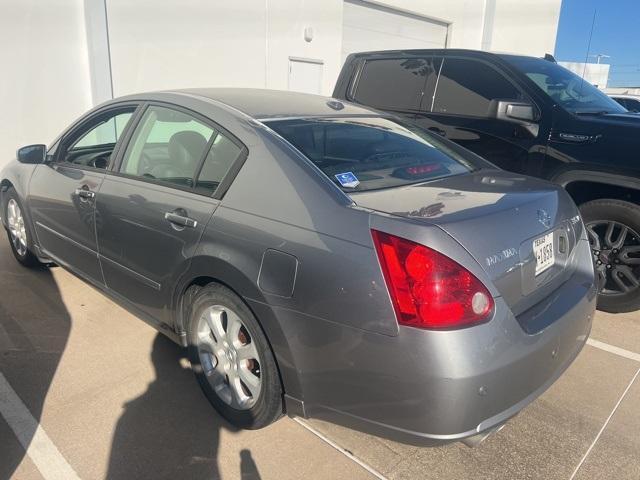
left=0, top=240, right=638, bottom=480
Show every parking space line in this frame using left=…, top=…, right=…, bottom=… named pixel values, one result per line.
left=0, top=373, right=81, bottom=480
left=293, top=417, right=389, bottom=480
left=569, top=366, right=640, bottom=480
left=587, top=338, right=640, bottom=362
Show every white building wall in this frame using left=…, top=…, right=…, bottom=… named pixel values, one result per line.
left=265, top=0, right=344, bottom=96
left=106, top=0, right=269, bottom=96
left=0, top=0, right=563, bottom=169
left=102, top=0, right=347, bottom=99
left=354, top=0, right=561, bottom=55
left=370, top=0, right=486, bottom=48
left=0, top=0, right=92, bottom=166
left=489, top=0, right=562, bottom=56
left=105, top=0, right=561, bottom=98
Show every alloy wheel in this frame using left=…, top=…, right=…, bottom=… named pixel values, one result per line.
left=196, top=305, right=262, bottom=410
left=586, top=220, right=640, bottom=296
left=6, top=199, right=27, bottom=257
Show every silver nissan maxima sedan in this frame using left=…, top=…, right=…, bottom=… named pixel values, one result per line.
left=1, top=89, right=596, bottom=446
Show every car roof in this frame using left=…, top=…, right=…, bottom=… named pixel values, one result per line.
left=344, top=48, right=525, bottom=60
left=343, top=48, right=547, bottom=70
left=166, top=88, right=379, bottom=120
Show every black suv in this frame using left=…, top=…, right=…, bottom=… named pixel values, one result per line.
left=334, top=49, right=640, bottom=313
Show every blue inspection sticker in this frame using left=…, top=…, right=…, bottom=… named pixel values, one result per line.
left=335, top=172, right=360, bottom=188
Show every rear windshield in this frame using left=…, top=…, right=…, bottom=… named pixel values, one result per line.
left=267, top=116, right=475, bottom=192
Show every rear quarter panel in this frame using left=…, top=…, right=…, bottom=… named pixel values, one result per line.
left=173, top=113, right=399, bottom=401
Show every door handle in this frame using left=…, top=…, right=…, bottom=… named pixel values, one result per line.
left=428, top=127, right=446, bottom=137
left=75, top=187, right=95, bottom=199
left=164, top=211, right=198, bottom=229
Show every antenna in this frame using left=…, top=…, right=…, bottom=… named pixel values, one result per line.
left=580, top=9, right=597, bottom=91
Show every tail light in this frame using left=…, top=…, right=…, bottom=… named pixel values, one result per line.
left=392, top=163, right=446, bottom=179
left=371, top=230, right=494, bottom=330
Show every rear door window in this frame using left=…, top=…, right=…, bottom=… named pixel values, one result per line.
left=268, top=116, right=475, bottom=191
left=194, top=133, right=242, bottom=195
left=119, top=106, right=214, bottom=189
left=353, top=58, right=439, bottom=111
left=432, top=58, right=523, bottom=117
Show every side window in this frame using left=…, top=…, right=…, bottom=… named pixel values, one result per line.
left=611, top=98, right=624, bottom=108
left=620, top=99, right=634, bottom=111
left=628, top=99, right=640, bottom=112
left=120, top=106, right=214, bottom=189
left=60, top=110, right=135, bottom=169
left=433, top=58, right=524, bottom=117
left=353, top=58, right=438, bottom=111
left=194, top=133, right=242, bottom=196
left=74, top=113, right=132, bottom=148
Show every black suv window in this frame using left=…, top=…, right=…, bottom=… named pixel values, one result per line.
left=433, top=58, right=523, bottom=117
left=613, top=98, right=627, bottom=108
left=626, top=99, right=640, bottom=112
left=501, top=55, right=625, bottom=115
left=613, top=97, right=639, bottom=112
left=354, top=58, right=439, bottom=111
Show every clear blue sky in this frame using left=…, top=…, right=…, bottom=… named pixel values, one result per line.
left=555, top=0, right=640, bottom=87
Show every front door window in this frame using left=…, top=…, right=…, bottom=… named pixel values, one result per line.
left=60, top=110, right=135, bottom=169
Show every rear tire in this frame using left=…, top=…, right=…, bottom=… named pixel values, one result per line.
left=3, top=188, right=41, bottom=268
left=185, top=283, right=283, bottom=429
left=580, top=199, right=640, bottom=313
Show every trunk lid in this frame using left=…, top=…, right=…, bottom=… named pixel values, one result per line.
left=351, top=170, right=581, bottom=316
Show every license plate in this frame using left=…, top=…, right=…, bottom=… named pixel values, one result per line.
left=533, top=233, right=555, bottom=276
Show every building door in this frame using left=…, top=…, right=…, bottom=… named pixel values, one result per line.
left=288, top=58, right=323, bottom=95
left=341, top=0, right=449, bottom=64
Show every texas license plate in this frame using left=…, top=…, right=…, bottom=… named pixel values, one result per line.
left=533, top=233, right=555, bottom=276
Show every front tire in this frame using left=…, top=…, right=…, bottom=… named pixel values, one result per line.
left=580, top=199, right=640, bottom=313
left=3, top=188, right=41, bottom=268
left=186, top=283, right=283, bottom=429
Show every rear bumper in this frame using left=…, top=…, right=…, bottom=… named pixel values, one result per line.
left=292, top=241, right=596, bottom=446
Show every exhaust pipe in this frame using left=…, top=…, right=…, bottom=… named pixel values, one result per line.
left=461, top=423, right=506, bottom=448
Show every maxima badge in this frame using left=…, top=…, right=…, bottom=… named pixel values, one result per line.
left=537, top=209, right=551, bottom=229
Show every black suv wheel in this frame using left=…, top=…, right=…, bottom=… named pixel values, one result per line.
left=580, top=199, right=640, bottom=313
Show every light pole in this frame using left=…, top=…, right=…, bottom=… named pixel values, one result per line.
left=590, top=54, right=611, bottom=64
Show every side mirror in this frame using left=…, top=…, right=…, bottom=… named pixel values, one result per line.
left=491, top=100, right=539, bottom=136
left=504, top=103, right=535, bottom=122
left=17, top=144, right=47, bottom=164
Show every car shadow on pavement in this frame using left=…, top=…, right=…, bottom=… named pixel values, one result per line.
left=0, top=243, right=71, bottom=480
left=106, top=333, right=250, bottom=480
